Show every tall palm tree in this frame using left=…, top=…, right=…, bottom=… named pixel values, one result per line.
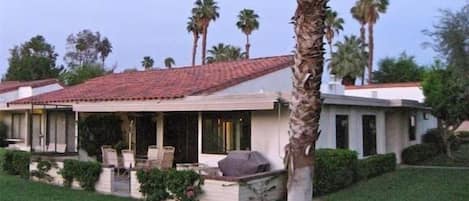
left=351, top=2, right=367, bottom=85
left=187, top=16, right=201, bottom=66
left=164, top=57, right=175, bottom=68
left=352, top=0, right=389, bottom=83
left=97, top=37, right=112, bottom=66
left=236, top=9, right=260, bottom=59
left=141, top=56, right=154, bottom=70
left=286, top=0, right=327, bottom=201
left=206, top=43, right=245, bottom=63
left=324, top=9, right=344, bottom=69
left=330, top=35, right=368, bottom=86
left=192, top=0, right=220, bottom=65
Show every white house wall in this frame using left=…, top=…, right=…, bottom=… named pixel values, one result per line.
left=345, top=86, right=425, bottom=102
left=0, top=83, right=63, bottom=109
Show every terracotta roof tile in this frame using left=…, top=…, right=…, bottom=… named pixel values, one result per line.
left=12, top=55, right=293, bottom=104
left=0, top=79, right=60, bottom=94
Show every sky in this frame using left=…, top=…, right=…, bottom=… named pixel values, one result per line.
left=0, top=0, right=467, bottom=75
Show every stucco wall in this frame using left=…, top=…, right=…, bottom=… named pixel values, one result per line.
left=0, top=83, right=63, bottom=108
left=345, top=86, right=425, bottom=102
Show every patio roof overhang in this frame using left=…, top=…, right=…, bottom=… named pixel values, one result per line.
left=72, top=93, right=278, bottom=112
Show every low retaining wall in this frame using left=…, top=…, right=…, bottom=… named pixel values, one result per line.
left=129, top=169, right=286, bottom=201
left=29, top=161, right=114, bottom=194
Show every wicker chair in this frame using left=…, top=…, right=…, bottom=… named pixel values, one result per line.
left=159, top=146, right=175, bottom=169
left=101, top=145, right=113, bottom=164
left=122, top=150, right=136, bottom=176
left=104, top=148, right=121, bottom=175
left=145, top=146, right=175, bottom=170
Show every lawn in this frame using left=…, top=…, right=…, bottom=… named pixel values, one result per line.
left=419, top=143, right=469, bottom=167
left=0, top=172, right=132, bottom=201
left=322, top=168, right=469, bottom=201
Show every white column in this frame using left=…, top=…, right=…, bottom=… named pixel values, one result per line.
left=74, top=111, right=79, bottom=152
left=156, top=113, right=164, bottom=148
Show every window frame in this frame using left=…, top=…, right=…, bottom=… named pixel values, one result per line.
left=201, top=111, right=251, bottom=155
left=335, top=114, right=349, bottom=149
left=10, top=113, right=24, bottom=139
left=362, top=115, right=377, bottom=156
left=408, top=115, right=417, bottom=141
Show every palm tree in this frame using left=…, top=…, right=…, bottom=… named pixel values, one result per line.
left=351, top=2, right=367, bottom=84
left=236, top=9, right=260, bottom=59
left=286, top=0, right=327, bottom=200
left=192, top=0, right=220, bottom=65
left=206, top=43, right=245, bottom=63
left=164, top=57, right=175, bottom=68
left=330, top=35, right=368, bottom=86
left=187, top=16, right=201, bottom=66
left=96, top=37, right=112, bottom=66
left=325, top=9, right=344, bottom=69
left=352, top=0, right=389, bottom=83
left=141, top=56, right=154, bottom=70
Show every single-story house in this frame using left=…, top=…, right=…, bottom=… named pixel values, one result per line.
left=0, top=79, right=64, bottom=151
left=7, top=55, right=437, bottom=167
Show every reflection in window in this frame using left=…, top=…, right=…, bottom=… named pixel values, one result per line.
left=202, top=112, right=251, bottom=154
left=409, top=115, right=416, bottom=141
left=363, top=115, right=377, bottom=156
left=336, top=115, right=349, bottom=149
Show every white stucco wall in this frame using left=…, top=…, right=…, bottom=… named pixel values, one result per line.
left=345, top=86, right=425, bottom=102
left=0, top=83, right=63, bottom=108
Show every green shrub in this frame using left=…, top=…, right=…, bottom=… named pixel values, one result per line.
left=457, top=131, right=469, bottom=138
left=313, top=149, right=358, bottom=196
left=0, top=148, right=6, bottom=172
left=0, top=122, right=7, bottom=147
left=401, top=143, right=440, bottom=165
left=31, top=159, right=57, bottom=182
left=422, top=128, right=445, bottom=151
left=60, top=159, right=102, bottom=191
left=357, top=153, right=396, bottom=180
left=2, top=150, right=31, bottom=178
left=137, top=169, right=203, bottom=201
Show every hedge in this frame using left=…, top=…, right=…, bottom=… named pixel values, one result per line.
left=2, top=150, right=31, bottom=178
left=60, top=159, right=102, bottom=191
left=401, top=143, right=440, bottom=165
left=313, top=149, right=358, bottom=196
left=137, top=168, right=203, bottom=201
left=357, top=153, right=396, bottom=180
left=0, top=148, right=6, bottom=172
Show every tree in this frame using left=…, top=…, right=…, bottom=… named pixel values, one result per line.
left=60, top=63, right=109, bottom=86
left=192, top=0, right=220, bottom=65
left=325, top=9, right=344, bottom=67
left=64, top=29, right=112, bottom=67
left=285, top=0, right=327, bottom=200
left=330, top=35, right=367, bottom=86
left=97, top=37, right=112, bottom=65
left=236, top=9, right=260, bottom=59
left=4, top=35, right=63, bottom=81
left=422, top=68, right=468, bottom=158
left=372, top=53, right=426, bottom=83
left=187, top=16, right=202, bottom=66
left=164, top=57, right=175, bottom=68
left=206, top=43, right=245, bottom=63
left=351, top=2, right=368, bottom=85
left=141, top=56, right=154, bottom=70
left=424, top=5, right=469, bottom=78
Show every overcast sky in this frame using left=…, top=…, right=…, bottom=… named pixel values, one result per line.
left=0, top=0, right=466, bottom=75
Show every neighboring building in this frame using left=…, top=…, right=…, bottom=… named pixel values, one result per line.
left=8, top=56, right=436, bottom=167
left=344, top=82, right=424, bottom=102
left=0, top=79, right=64, bottom=151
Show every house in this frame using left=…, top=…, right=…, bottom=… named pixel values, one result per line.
left=344, top=82, right=425, bottom=102
left=7, top=56, right=436, bottom=168
left=0, top=79, right=64, bottom=151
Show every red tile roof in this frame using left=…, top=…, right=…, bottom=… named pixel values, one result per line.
left=0, top=79, right=60, bottom=94
left=345, top=82, right=421, bottom=90
left=12, top=55, right=293, bottom=104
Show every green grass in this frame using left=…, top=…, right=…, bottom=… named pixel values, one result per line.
left=322, top=168, right=469, bottom=201
left=0, top=172, right=132, bottom=201
left=0, top=148, right=6, bottom=172
left=419, top=143, right=469, bottom=167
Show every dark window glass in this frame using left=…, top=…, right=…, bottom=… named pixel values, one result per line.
left=11, top=114, right=23, bottom=139
left=362, top=115, right=377, bottom=156
left=202, top=112, right=251, bottom=154
left=409, top=115, right=416, bottom=141
left=336, top=115, right=349, bottom=149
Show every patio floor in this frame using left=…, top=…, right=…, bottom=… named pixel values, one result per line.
left=112, top=175, right=130, bottom=197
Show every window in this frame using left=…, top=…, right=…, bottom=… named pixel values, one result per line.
left=11, top=114, right=23, bottom=139
left=202, top=112, right=251, bottom=154
left=336, top=115, right=349, bottom=149
left=409, top=115, right=416, bottom=141
left=362, top=115, right=377, bottom=156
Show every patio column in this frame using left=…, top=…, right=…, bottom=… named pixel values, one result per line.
left=74, top=111, right=79, bottom=152
left=156, top=113, right=164, bottom=148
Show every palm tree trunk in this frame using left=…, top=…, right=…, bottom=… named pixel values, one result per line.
left=192, top=33, right=199, bottom=66
left=360, top=24, right=366, bottom=85
left=201, top=25, right=208, bottom=65
left=367, top=23, right=374, bottom=83
left=287, top=0, right=326, bottom=201
left=328, top=40, right=333, bottom=71
left=245, top=33, right=251, bottom=59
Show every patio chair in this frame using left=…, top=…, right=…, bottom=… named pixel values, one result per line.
left=105, top=148, right=121, bottom=175
left=159, top=146, right=175, bottom=170
left=101, top=145, right=113, bottom=164
left=46, top=144, right=67, bottom=153
left=147, top=145, right=160, bottom=161
left=122, top=150, right=136, bottom=176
